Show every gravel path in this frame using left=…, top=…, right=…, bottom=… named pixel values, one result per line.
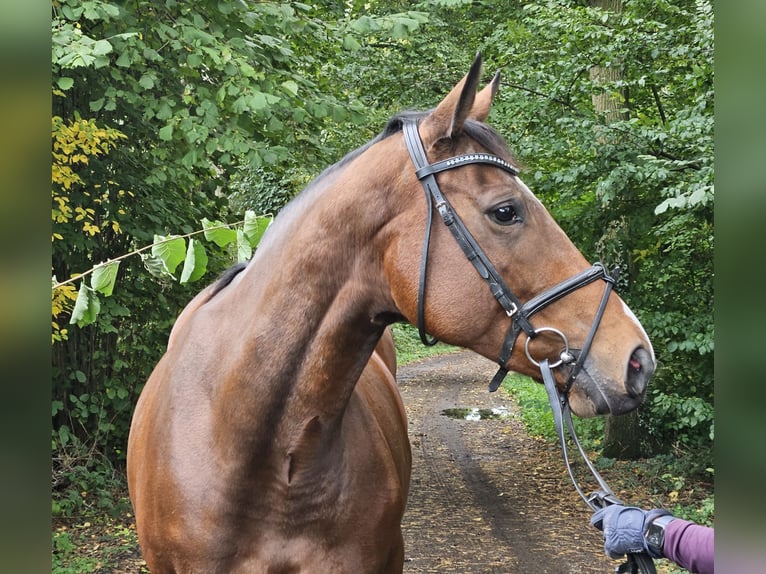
left=397, top=350, right=617, bottom=573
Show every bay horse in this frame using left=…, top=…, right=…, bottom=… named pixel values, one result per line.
left=127, top=54, right=655, bottom=573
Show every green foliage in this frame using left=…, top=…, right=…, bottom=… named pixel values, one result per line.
left=52, top=515, right=141, bottom=573
left=502, top=372, right=606, bottom=449
left=55, top=213, right=272, bottom=328
left=90, top=261, right=119, bottom=296
left=52, top=530, right=98, bottom=574
left=675, top=494, right=715, bottom=526
left=483, top=0, right=714, bottom=452
left=391, top=323, right=457, bottom=365
left=503, top=373, right=556, bottom=440
left=52, top=425, right=128, bottom=517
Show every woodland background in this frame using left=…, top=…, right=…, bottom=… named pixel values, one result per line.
left=51, top=0, right=713, bottom=529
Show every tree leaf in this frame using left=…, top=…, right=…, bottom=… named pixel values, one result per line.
left=688, top=185, right=711, bottom=206
left=243, top=211, right=272, bottom=247
left=115, top=51, right=131, bottom=68
left=91, top=261, right=120, bottom=296
left=248, top=92, right=269, bottom=111
left=281, top=80, right=299, bottom=96
left=180, top=238, right=208, bottom=283
left=138, top=74, right=155, bottom=89
left=201, top=218, right=237, bottom=247
left=236, top=229, right=252, bottom=263
left=57, top=77, right=75, bottom=91
left=342, top=35, right=361, bottom=51
left=156, top=101, right=173, bottom=120
left=140, top=253, right=173, bottom=279
left=70, top=282, right=101, bottom=327
left=92, top=39, right=113, bottom=56
left=151, top=235, right=186, bottom=273
left=158, top=124, right=173, bottom=141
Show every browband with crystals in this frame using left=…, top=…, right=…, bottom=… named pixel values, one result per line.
left=415, top=153, right=518, bottom=180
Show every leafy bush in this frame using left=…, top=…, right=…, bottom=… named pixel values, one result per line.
left=52, top=424, right=130, bottom=518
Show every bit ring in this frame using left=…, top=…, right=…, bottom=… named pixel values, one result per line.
left=525, top=327, right=571, bottom=369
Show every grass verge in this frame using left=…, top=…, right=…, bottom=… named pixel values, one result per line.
left=390, top=322, right=458, bottom=365
left=502, top=371, right=714, bottom=524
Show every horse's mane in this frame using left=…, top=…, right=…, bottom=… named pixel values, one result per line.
left=205, top=110, right=516, bottom=299
left=207, top=262, right=248, bottom=300
left=307, top=110, right=517, bottom=192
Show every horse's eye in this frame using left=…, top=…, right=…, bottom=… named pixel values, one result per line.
left=491, top=205, right=520, bottom=225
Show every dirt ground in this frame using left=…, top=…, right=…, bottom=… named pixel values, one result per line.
left=397, top=350, right=619, bottom=574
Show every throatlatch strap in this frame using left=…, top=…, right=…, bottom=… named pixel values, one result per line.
left=417, top=184, right=439, bottom=346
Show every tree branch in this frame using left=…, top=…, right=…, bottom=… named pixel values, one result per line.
left=51, top=219, right=245, bottom=290
left=650, top=84, right=667, bottom=125
left=502, top=82, right=580, bottom=113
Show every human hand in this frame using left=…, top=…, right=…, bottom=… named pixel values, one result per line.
left=590, top=504, right=671, bottom=559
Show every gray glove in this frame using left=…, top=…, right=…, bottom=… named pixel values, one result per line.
left=590, top=504, right=671, bottom=559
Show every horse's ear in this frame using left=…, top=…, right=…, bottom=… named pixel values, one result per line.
left=470, top=70, right=500, bottom=122
left=420, top=52, right=484, bottom=144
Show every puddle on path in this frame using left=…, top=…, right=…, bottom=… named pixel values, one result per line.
left=441, top=406, right=511, bottom=421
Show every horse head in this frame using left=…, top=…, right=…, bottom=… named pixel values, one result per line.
left=382, top=54, right=655, bottom=417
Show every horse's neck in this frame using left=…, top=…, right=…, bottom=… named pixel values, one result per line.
left=210, top=151, right=401, bottom=433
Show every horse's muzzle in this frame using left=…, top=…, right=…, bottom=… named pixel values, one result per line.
left=568, top=345, right=654, bottom=417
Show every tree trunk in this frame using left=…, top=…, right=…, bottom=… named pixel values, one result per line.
left=589, top=64, right=628, bottom=126
left=589, top=0, right=644, bottom=460
left=602, top=411, right=644, bottom=459
left=589, top=0, right=629, bottom=128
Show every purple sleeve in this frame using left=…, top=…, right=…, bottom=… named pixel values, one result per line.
left=663, top=519, right=714, bottom=574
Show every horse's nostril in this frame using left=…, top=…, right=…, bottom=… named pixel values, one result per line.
left=626, top=348, right=652, bottom=398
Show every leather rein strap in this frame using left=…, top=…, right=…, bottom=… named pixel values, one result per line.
left=541, top=359, right=657, bottom=574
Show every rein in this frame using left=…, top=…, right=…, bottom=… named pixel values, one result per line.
left=402, top=119, right=656, bottom=574
left=540, top=359, right=657, bottom=574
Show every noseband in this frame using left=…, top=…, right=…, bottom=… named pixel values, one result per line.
left=402, top=120, right=616, bottom=394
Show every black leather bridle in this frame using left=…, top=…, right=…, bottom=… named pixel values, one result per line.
left=402, top=119, right=615, bottom=393
left=403, top=119, right=656, bottom=574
